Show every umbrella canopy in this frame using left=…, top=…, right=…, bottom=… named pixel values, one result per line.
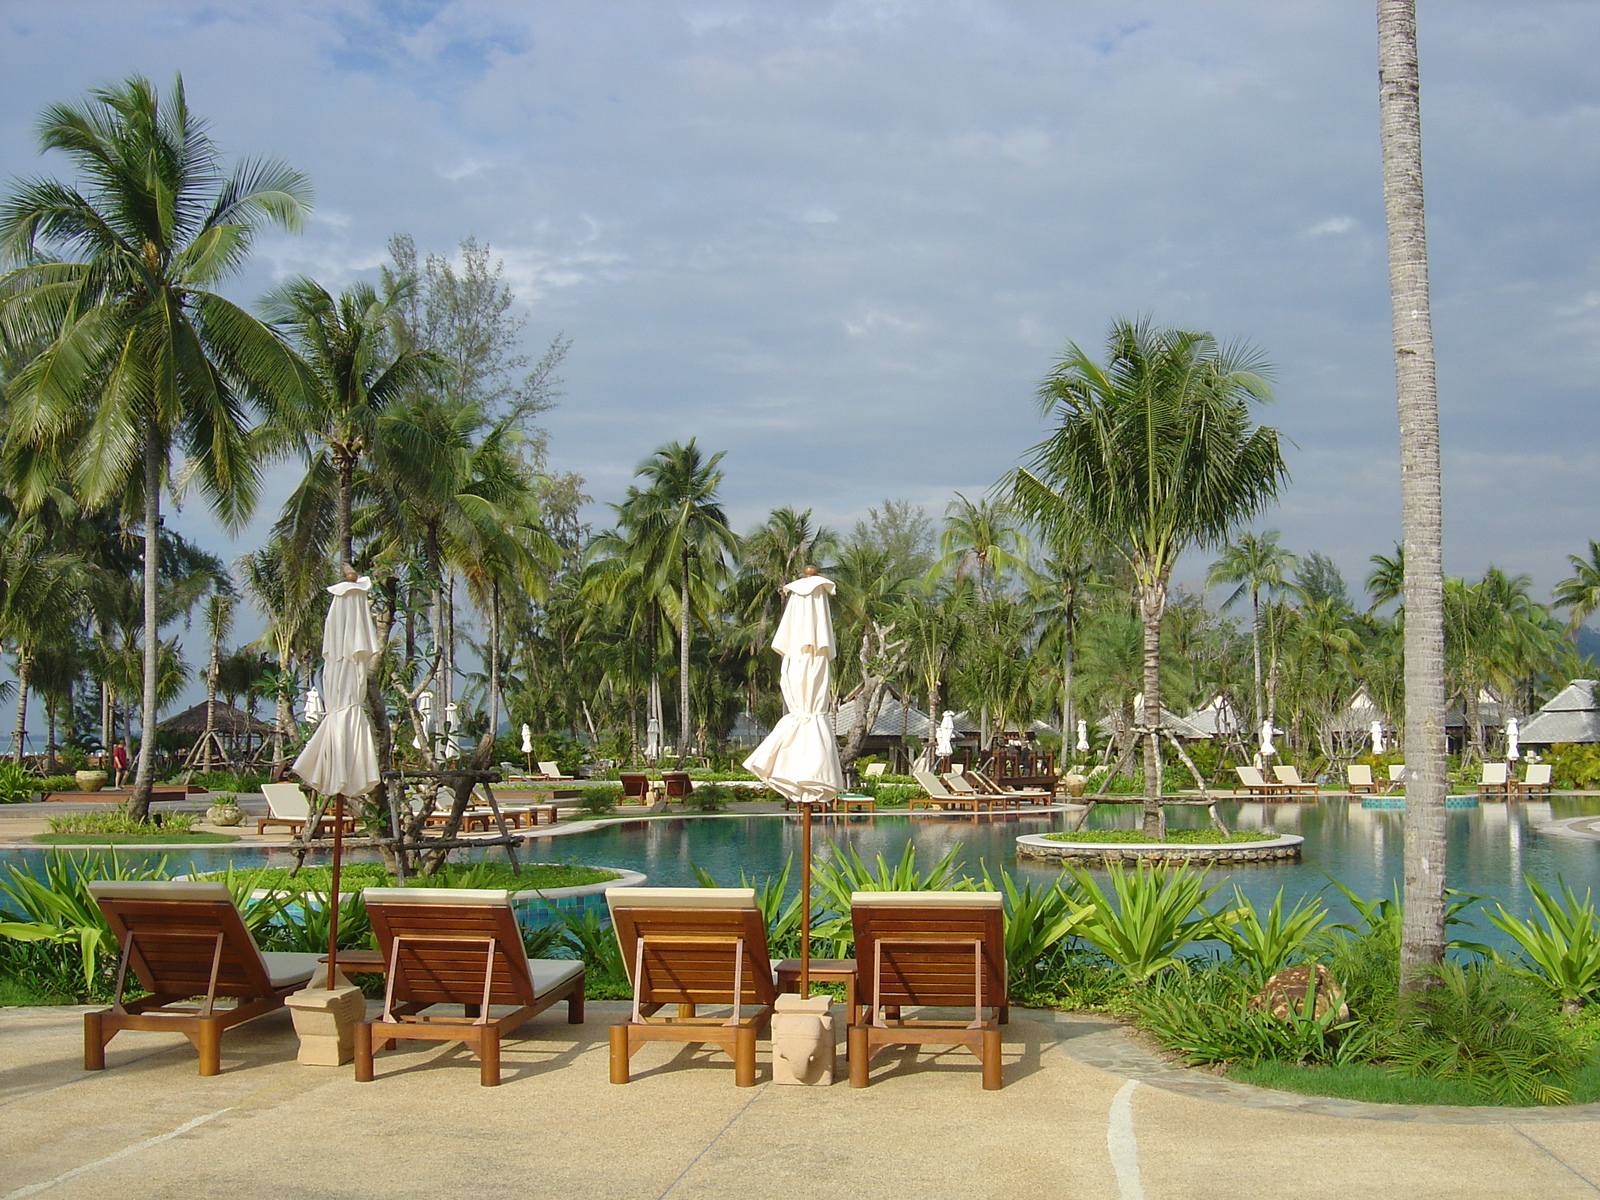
left=1260, top=719, right=1276, bottom=759
left=1507, top=717, right=1521, bottom=761
left=1371, top=720, right=1384, bottom=755
left=1076, top=719, right=1090, bottom=755
left=743, top=574, right=844, bottom=805
left=303, top=687, right=324, bottom=726
left=292, top=577, right=381, bottom=798
left=520, top=723, right=532, bottom=754
left=936, top=711, right=956, bottom=758
left=645, top=716, right=661, bottom=761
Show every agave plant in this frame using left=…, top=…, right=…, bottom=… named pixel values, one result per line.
left=1062, top=861, right=1228, bottom=982
left=691, top=857, right=805, bottom=958
left=1327, top=878, right=1491, bottom=957
left=1487, top=874, right=1600, bottom=1013
left=1216, top=886, right=1327, bottom=984
left=808, top=843, right=978, bottom=956
left=988, top=873, right=1095, bottom=990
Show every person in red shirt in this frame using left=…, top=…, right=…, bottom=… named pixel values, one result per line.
left=111, top=740, right=129, bottom=788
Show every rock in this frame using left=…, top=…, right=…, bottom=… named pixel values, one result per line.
left=1248, top=963, right=1348, bottom=1021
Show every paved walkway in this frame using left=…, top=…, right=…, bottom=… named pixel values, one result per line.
left=4, top=1003, right=1600, bottom=1200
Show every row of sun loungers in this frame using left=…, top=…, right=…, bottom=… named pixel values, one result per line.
left=1237, top=762, right=1554, bottom=800
left=79, top=880, right=1010, bottom=1089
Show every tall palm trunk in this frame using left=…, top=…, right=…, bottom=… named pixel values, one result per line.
left=334, top=447, right=356, bottom=569
left=678, top=553, right=691, bottom=765
left=1139, top=579, right=1167, bottom=838
left=1379, top=0, right=1448, bottom=992
left=1250, top=587, right=1264, bottom=728
left=11, top=653, right=29, bottom=765
left=129, top=425, right=160, bottom=821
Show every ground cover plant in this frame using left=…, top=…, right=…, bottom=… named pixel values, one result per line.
left=35, top=811, right=239, bottom=844
left=1042, top=829, right=1271, bottom=845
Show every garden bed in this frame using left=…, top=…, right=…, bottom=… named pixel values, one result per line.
left=1016, top=831, right=1302, bottom=864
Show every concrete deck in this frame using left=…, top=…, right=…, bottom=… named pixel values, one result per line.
left=4, top=1003, right=1600, bottom=1199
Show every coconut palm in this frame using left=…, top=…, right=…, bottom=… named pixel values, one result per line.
left=1554, top=541, right=1600, bottom=634
left=1010, top=318, right=1287, bottom=836
left=0, top=76, right=310, bottom=816
left=0, top=517, right=79, bottom=760
left=1207, top=530, right=1297, bottom=730
left=1377, top=0, right=1449, bottom=990
left=931, top=494, right=1028, bottom=599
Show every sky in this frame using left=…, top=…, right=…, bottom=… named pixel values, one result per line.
left=2, top=1, right=1598, bottom=650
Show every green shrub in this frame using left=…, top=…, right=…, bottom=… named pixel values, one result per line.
left=46, top=811, right=194, bottom=836
left=1061, top=861, right=1228, bottom=981
left=1216, top=887, right=1328, bottom=984
left=686, top=782, right=733, bottom=812
left=36, top=775, right=79, bottom=793
left=856, top=781, right=917, bottom=808
left=0, top=760, right=38, bottom=804
left=187, top=770, right=269, bottom=793
left=1488, top=874, right=1600, bottom=1013
left=1546, top=743, right=1600, bottom=790
left=577, top=785, right=620, bottom=816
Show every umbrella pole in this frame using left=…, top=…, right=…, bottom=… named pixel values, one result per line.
left=327, top=794, right=343, bottom=985
left=800, top=800, right=812, bottom=999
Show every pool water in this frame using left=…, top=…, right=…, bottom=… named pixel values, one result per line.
left=7, top=798, right=1600, bottom=944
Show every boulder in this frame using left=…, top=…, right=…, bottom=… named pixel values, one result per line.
left=1247, top=963, right=1349, bottom=1021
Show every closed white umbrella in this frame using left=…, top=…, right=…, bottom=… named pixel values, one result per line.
left=413, top=691, right=432, bottom=751
left=1076, top=718, right=1090, bottom=755
left=292, top=572, right=382, bottom=982
left=303, top=686, right=324, bottom=726
left=1260, top=719, right=1276, bottom=759
left=520, top=723, right=532, bottom=754
left=645, top=716, right=661, bottom=762
left=743, top=569, right=843, bottom=995
left=936, top=711, right=956, bottom=759
left=1371, top=720, right=1384, bottom=755
left=1507, top=717, right=1521, bottom=762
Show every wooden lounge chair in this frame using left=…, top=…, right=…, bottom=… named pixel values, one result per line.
left=84, top=880, right=319, bottom=1076
left=536, top=760, right=575, bottom=781
left=619, top=772, right=652, bottom=804
left=1389, top=764, right=1407, bottom=789
left=606, top=887, right=776, bottom=1087
left=1345, top=764, right=1379, bottom=794
left=1272, top=765, right=1320, bottom=797
left=355, top=888, right=585, bottom=1087
left=861, top=762, right=887, bottom=779
left=847, top=890, right=1007, bottom=1090
left=256, top=781, right=357, bottom=837
left=967, top=767, right=1052, bottom=805
left=659, top=770, right=693, bottom=802
left=1477, top=762, right=1510, bottom=801
left=1233, top=766, right=1283, bottom=797
left=910, top=768, right=996, bottom=815
left=1511, top=763, right=1553, bottom=798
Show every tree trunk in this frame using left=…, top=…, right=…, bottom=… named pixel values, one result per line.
left=335, top=447, right=355, bottom=570
left=1250, top=588, right=1264, bottom=730
left=1379, top=0, right=1449, bottom=993
left=11, top=653, right=29, bottom=765
left=1139, top=579, right=1167, bottom=838
left=678, top=554, right=691, bottom=765
left=128, top=426, right=161, bottom=822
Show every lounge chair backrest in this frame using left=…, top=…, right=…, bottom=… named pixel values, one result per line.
left=1389, top=764, right=1407, bottom=783
left=660, top=771, right=692, bottom=798
left=967, top=768, right=1005, bottom=793
left=1524, top=764, right=1552, bottom=786
left=363, top=888, right=538, bottom=1008
left=605, top=887, right=774, bottom=1007
left=1482, top=763, right=1508, bottom=785
left=538, top=761, right=562, bottom=777
left=619, top=772, right=650, bottom=799
left=1235, top=766, right=1267, bottom=788
left=912, top=768, right=954, bottom=798
left=1274, top=766, right=1305, bottom=785
left=1347, top=764, right=1373, bottom=786
left=261, top=782, right=311, bottom=820
left=862, top=762, right=886, bottom=778
left=850, top=891, right=1006, bottom=1013
left=943, top=772, right=977, bottom=794
left=88, top=880, right=276, bottom=998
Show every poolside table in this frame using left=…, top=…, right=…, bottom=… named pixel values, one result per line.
left=775, top=957, right=858, bottom=1025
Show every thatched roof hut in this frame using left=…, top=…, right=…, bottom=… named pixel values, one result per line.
left=159, top=701, right=273, bottom=736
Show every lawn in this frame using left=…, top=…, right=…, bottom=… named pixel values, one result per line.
left=1230, top=1058, right=1600, bottom=1107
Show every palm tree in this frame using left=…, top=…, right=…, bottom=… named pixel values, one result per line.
left=1366, top=545, right=1405, bottom=613
left=1378, top=0, right=1449, bottom=991
left=260, top=275, right=444, bottom=569
left=0, top=517, right=79, bottom=760
left=1208, top=530, right=1297, bottom=730
left=623, top=441, right=736, bottom=762
left=1010, top=318, right=1287, bottom=836
left=0, top=76, right=311, bottom=817
left=1554, top=541, right=1600, bottom=633
left=932, top=494, right=1028, bottom=599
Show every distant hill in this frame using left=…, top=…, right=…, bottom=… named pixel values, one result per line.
left=1576, top=626, right=1600, bottom=667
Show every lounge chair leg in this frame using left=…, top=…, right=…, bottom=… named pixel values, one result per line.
left=609, top=1023, right=631, bottom=1084
left=848, top=1026, right=869, bottom=1087
left=83, top=1009, right=108, bottom=1071
left=999, top=1003, right=1009, bottom=1026
left=568, top=982, right=585, bottom=1025
left=354, top=1022, right=374, bottom=1082
left=196, top=1018, right=222, bottom=1076
left=734, top=1026, right=757, bottom=1087
left=479, top=1031, right=500, bottom=1087
left=981, top=1028, right=1002, bottom=1090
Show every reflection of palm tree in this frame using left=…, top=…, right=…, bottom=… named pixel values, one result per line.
left=1378, top=0, right=1449, bottom=989
left=1208, top=530, right=1296, bottom=730
left=1, top=77, right=310, bottom=817
left=1011, top=318, right=1286, bottom=836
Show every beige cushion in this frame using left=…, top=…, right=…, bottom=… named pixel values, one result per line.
left=1524, top=764, right=1552, bottom=785
left=263, top=952, right=321, bottom=988
left=527, top=958, right=584, bottom=996
left=1481, top=763, right=1508, bottom=784
left=1236, top=767, right=1266, bottom=786
left=87, top=880, right=234, bottom=903
left=1347, top=765, right=1373, bottom=784
left=943, top=774, right=976, bottom=793
left=262, top=782, right=312, bottom=820
left=851, top=890, right=1002, bottom=908
left=606, top=886, right=756, bottom=911
left=362, top=887, right=513, bottom=907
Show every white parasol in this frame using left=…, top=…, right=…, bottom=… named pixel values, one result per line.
left=520, top=723, right=532, bottom=754
left=1507, top=717, right=1521, bottom=762
left=292, top=573, right=382, bottom=982
left=645, top=716, right=661, bottom=762
left=1371, top=720, right=1384, bottom=755
left=303, top=686, right=324, bottom=726
left=936, top=710, right=956, bottom=760
left=742, top=569, right=843, bottom=996
left=1076, top=718, right=1090, bottom=755
left=1260, top=719, right=1276, bottom=759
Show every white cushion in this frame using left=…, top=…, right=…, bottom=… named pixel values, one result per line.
left=606, top=886, right=756, bottom=910
left=262, top=783, right=312, bottom=819
left=362, top=887, right=513, bottom=906
left=263, top=952, right=321, bottom=988
left=527, top=958, right=583, bottom=996
left=87, top=880, right=234, bottom=903
left=1525, top=765, right=1552, bottom=785
left=851, top=890, right=1002, bottom=908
